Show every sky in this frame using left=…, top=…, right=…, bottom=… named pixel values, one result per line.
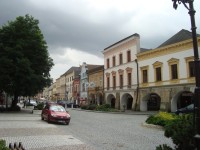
left=0, top=0, right=200, bottom=81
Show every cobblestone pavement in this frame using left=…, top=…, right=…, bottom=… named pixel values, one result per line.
left=0, top=109, right=94, bottom=150
left=0, top=108, right=174, bottom=150
left=64, top=109, right=174, bottom=150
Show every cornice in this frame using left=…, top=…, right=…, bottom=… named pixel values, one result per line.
left=137, top=38, right=200, bottom=61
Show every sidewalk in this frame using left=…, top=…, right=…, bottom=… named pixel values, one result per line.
left=0, top=107, right=93, bottom=150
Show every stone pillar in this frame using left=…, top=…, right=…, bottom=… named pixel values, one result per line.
left=116, top=92, right=120, bottom=110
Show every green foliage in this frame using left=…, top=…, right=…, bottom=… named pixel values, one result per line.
left=156, top=144, right=173, bottom=150
left=146, top=111, right=178, bottom=127
left=148, top=113, right=196, bottom=150
left=0, top=139, right=9, bottom=150
left=87, top=104, right=97, bottom=110
left=0, top=14, right=54, bottom=106
left=80, top=105, right=88, bottom=110
left=80, top=104, right=97, bottom=110
left=96, top=104, right=111, bottom=111
left=164, top=114, right=195, bottom=150
left=81, top=104, right=117, bottom=112
left=35, top=102, right=44, bottom=110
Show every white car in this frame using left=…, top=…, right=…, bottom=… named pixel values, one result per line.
left=27, top=100, right=37, bottom=106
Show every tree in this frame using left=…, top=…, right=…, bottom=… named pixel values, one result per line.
left=0, top=14, right=54, bottom=107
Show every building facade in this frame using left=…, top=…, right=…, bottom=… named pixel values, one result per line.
left=72, top=75, right=80, bottom=105
left=88, top=65, right=104, bottom=105
left=103, top=33, right=140, bottom=110
left=64, top=67, right=80, bottom=103
left=137, top=29, right=200, bottom=112
left=79, top=62, right=102, bottom=105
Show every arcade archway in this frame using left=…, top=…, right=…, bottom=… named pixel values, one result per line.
left=96, top=92, right=103, bottom=105
left=107, top=94, right=116, bottom=108
left=140, top=93, right=161, bottom=111
left=121, top=93, right=133, bottom=110
left=171, top=91, right=194, bottom=112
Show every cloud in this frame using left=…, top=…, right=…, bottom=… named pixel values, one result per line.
left=1, top=0, right=200, bottom=80
left=50, top=48, right=103, bottom=81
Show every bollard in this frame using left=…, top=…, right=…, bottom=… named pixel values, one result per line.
left=9, top=142, right=25, bottom=150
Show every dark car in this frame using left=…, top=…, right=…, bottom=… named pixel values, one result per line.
left=175, top=103, right=194, bottom=115
left=41, top=104, right=70, bottom=125
left=57, top=100, right=66, bottom=108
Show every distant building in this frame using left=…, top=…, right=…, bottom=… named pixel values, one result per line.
left=88, top=65, right=104, bottom=105
left=62, top=66, right=81, bottom=102
left=73, top=74, right=80, bottom=106
left=79, top=62, right=103, bottom=105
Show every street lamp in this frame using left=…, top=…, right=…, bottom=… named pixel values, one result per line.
left=172, top=0, right=200, bottom=149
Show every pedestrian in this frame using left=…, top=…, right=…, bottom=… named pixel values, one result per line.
left=23, top=100, right=26, bottom=108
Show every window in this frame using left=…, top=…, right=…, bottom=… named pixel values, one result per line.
left=112, top=56, right=116, bottom=67
left=189, top=61, right=195, bottom=77
left=156, top=67, right=162, bottom=81
left=119, top=53, right=123, bottom=65
left=153, top=61, right=163, bottom=82
left=107, top=77, right=110, bottom=90
left=107, top=58, right=110, bottom=68
left=171, top=64, right=178, bottom=79
left=120, top=75, right=123, bottom=89
left=141, top=66, right=149, bottom=84
left=168, top=58, right=179, bottom=81
left=185, top=56, right=195, bottom=78
left=127, top=50, right=131, bottom=62
left=113, top=76, right=116, bottom=89
left=127, top=73, right=131, bottom=88
left=143, top=70, right=148, bottom=83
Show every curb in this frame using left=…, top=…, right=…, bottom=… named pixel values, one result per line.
left=71, top=108, right=158, bottom=115
left=141, top=122, right=164, bottom=130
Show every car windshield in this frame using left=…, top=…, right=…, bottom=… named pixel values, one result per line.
left=50, top=105, right=65, bottom=112
left=187, top=104, right=194, bottom=109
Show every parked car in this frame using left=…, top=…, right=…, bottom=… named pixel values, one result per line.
left=41, top=104, right=70, bottom=125
left=175, top=103, right=194, bottom=115
left=26, top=100, right=37, bottom=107
left=57, top=100, right=67, bottom=107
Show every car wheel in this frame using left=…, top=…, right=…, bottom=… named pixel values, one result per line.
left=66, top=122, right=69, bottom=125
left=41, top=116, right=44, bottom=120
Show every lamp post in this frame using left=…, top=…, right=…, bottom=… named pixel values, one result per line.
left=172, top=0, right=200, bottom=149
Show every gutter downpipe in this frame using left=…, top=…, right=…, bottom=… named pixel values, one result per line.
left=135, top=59, right=139, bottom=111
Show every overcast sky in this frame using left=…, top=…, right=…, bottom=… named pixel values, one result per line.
left=1, top=0, right=200, bottom=81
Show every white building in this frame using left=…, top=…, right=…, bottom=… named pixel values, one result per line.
left=137, top=29, right=200, bottom=112
left=103, top=33, right=141, bottom=110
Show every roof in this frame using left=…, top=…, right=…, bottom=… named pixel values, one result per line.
left=87, top=64, right=103, bottom=70
left=157, top=29, right=200, bottom=48
left=140, top=48, right=152, bottom=52
left=88, top=65, right=104, bottom=74
left=104, top=33, right=140, bottom=50
left=62, top=66, right=80, bottom=76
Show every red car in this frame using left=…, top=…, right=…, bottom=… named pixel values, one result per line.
left=41, top=104, right=70, bottom=125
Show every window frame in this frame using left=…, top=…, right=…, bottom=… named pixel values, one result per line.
left=119, top=53, right=123, bottom=65
left=140, top=66, right=149, bottom=84
left=127, top=50, right=131, bottom=63
left=153, top=61, right=163, bottom=82
left=112, top=56, right=116, bottom=67
left=168, top=58, right=179, bottom=81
